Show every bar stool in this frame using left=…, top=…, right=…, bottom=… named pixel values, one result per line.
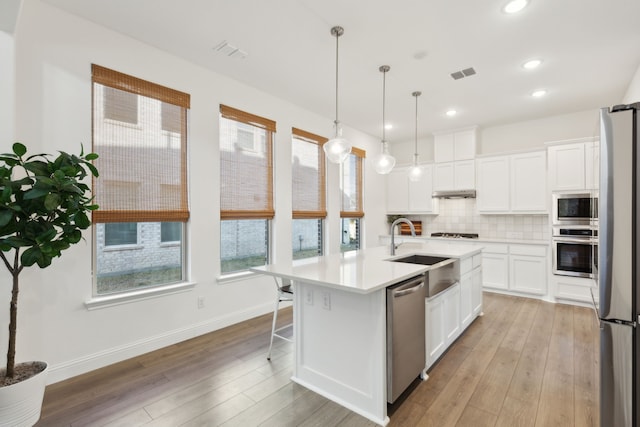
left=267, top=277, right=293, bottom=360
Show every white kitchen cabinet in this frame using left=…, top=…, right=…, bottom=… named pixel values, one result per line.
left=554, top=275, right=597, bottom=304
left=585, top=141, right=600, bottom=190
left=483, top=243, right=547, bottom=296
left=460, top=271, right=473, bottom=329
left=433, top=160, right=475, bottom=191
left=386, top=165, right=437, bottom=214
left=476, top=155, right=510, bottom=212
left=425, top=293, right=446, bottom=368
left=510, top=151, right=547, bottom=212
left=476, top=151, right=547, bottom=213
left=460, top=253, right=483, bottom=328
left=472, top=262, right=483, bottom=316
left=482, top=244, right=509, bottom=290
left=426, top=282, right=461, bottom=369
left=548, top=141, right=599, bottom=191
left=434, top=128, right=477, bottom=162
left=443, top=284, right=461, bottom=344
left=509, top=244, right=548, bottom=295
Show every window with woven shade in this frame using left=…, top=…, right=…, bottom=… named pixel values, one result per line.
left=91, top=64, right=190, bottom=296
left=219, top=105, right=276, bottom=274
left=340, top=148, right=365, bottom=252
left=292, top=128, right=327, bottom=259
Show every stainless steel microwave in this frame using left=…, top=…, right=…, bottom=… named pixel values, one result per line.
left=552, top=192, right=598, bottom=225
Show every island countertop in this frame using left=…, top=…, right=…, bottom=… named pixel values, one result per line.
left=251, top=242, right=483, bottom=294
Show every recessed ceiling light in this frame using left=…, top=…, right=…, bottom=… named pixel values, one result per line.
left=531, top=89, right=547, bottom=98
left=503, top=0, right=529, bottom=14
left=523, top=59, right=542, bottom=69
left=385, top=124, right=393, bottom=130
left=446, top=110, right=457, bottom=117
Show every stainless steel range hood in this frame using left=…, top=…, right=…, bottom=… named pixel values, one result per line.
left=432, top=189, right=476, bottom=199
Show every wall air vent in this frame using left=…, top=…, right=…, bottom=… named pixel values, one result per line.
left=450, top=67, right=476, bottom=80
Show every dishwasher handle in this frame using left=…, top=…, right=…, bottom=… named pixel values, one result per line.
left=392, top=281, right=425, bottom=298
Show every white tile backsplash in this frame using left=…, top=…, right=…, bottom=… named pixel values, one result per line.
left=412, top=198, right=549, bottom=240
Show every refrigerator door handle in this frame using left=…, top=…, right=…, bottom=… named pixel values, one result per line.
left=598, top=107, right=614, bottom=318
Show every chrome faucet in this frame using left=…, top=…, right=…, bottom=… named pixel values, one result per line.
left=390, top=217, right=416, bottom=255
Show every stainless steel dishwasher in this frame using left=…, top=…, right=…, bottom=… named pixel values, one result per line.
left=386, top=274, right=426, bottom=403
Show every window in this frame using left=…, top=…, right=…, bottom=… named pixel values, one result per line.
left=104, top=223, right=138, bottom=246
left=292, top=128, right=327, bottom=259
left=220, top=105, right=275, bottom=274
left=104, top=86, right=138, bottom=124
left=92, top=65, right=190, bottom=296
left=340, top=147, right=365, bottom=252
left=161, top=222, right=182, bottom=243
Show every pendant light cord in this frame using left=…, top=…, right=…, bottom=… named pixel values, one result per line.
left=412, top=91, right=422, bottom=163
left=333, top=28, right=341, bottom=128
left=382, top=68, right=386, bottom=142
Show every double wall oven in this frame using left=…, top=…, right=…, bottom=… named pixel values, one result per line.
left=551, top=192, right=598, bottom=278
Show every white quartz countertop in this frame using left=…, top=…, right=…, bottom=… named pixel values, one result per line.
left=250, top=242, right=483, bottom=294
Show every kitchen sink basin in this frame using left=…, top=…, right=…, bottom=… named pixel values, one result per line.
left=391, top=255, right=450, bottom=266
left=390, top=255, right=461, bottom=297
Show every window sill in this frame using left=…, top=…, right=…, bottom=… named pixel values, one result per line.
left=217, top=270, right=256, bottom=284
left=85, top=281, right=196, bottom=310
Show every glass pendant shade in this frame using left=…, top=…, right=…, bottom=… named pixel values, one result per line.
left=373, top=141, right=396, bottom=174
left=408, top=91, right=423, bottom=182
left=408, top=154, right=423, bottom=182
left=325, top=26, right=351, bottom=164
left=324, top=136, right=351, bottom=164
left=374, top=65, right=395, bottom=174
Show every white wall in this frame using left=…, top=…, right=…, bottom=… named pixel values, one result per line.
left=10, top=0, right=386, bottom=384
left=390, top=109, right=600, bottom=162
left=623, top=63, right=640, bottom=104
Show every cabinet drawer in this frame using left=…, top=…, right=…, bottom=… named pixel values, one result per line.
left=510, top=244, right=546, bottom=257
left=461, top=257, right=473, bottom=274
left=472, top=254, right=482, bottom=269
left=482, top=243, right=509, bottom=254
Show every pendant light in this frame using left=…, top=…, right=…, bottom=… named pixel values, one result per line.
left=373, top=65, right=396, bottom=174
left=323, top=26, right=352, bottom=164
left=408, top=91, right=424, bottom=182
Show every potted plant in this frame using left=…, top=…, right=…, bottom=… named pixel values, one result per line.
left=0, top=142, right=98, bottom=426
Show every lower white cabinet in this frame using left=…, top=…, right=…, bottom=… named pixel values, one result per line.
left=482, top=244, right=509, bottom=290
left=483, top=243, right=548, bottom=297
left=426, top=252, right=483, bottom=370
left=426, top=283, right=460, bottom=369
left=554, top=275, right=598, bottom=304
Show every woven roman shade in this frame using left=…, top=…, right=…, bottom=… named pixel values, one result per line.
left=220, top=105, right=275, bottom=219
left=292, top=127, right=327, bottom=219
left=91, top=64, right=190, bottom=223
left=341, top=147, right=366, bottom=218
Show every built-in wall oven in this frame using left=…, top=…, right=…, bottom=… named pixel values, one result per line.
left=552, top=226, right=598, bottom=278
left=552, top=192, right=598, bottom=226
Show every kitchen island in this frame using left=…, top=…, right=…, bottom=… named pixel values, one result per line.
left=251, top=242, right=483, bottom=426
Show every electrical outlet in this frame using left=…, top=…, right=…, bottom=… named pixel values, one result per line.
left=197, top=296, right=204, bottom=309
left=305, top=290, right=314, bottom=305
left=322, top=292, right=331, bottom=310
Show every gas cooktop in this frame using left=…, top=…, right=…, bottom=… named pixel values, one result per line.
left=430, top=232, right=479, bottom=239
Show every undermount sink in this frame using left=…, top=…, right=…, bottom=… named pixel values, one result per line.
left=390, top=255, right=461, bottom=297
left=390, top=255, right=450, bottom=266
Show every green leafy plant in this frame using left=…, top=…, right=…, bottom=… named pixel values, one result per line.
left=0, top=142, right=98, bottom=383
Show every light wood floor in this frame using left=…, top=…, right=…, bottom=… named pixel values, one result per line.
left=35, top=292, right=599, bottom=427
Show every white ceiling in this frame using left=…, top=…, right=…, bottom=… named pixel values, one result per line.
left=41, top=0, right=640, bottom=143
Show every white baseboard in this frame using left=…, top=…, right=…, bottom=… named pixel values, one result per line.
left=46, top=301, right=274, bottom=384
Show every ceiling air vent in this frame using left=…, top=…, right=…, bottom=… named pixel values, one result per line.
left=450, top=67, right=476, bottom=80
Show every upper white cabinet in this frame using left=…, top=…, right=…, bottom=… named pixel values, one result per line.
left=433, top=128, right=477, bottom=191
left=476, top=150, right=547, bottom=214
left=434, top=160, right=475, bottom=191
left=548, top=140, right=599, bottom=191
left=434, top=128, right=477, bottom=162
left=510, top=151, right=547, bottom=212
left=386, top=165, right=437, bottom=214
left=476, top=156, right=510, bottom=211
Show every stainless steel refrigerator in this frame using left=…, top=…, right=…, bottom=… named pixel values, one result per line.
left=599, top=102, right=640, bottom=427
